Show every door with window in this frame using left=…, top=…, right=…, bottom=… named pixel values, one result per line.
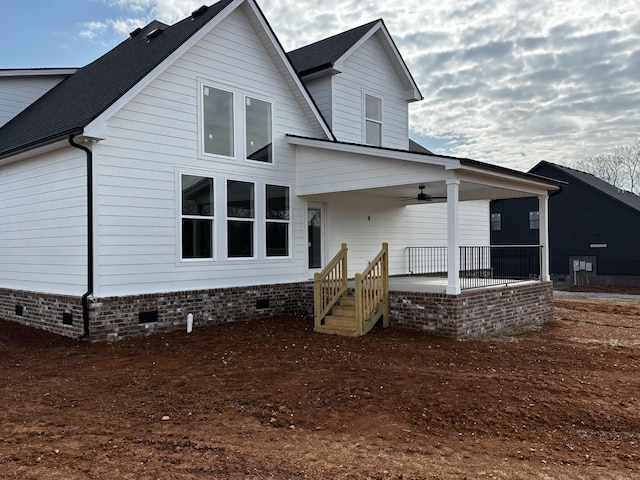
left=307, top=203, right=325, bottom=276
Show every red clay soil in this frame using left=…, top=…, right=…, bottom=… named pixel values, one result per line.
left=1, top=298, right=639, bottom=479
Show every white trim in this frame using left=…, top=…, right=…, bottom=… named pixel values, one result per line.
left=176, top=169, right=217, bottom=264
left=0, top=68, right=78, bottom=77
left=264, top=183, right=292, bottom=259
left=199, top=81, right=236, bottom=160
left=243, top=93, right=275, bottom=167
left=225, top=177, right=257, bottom=260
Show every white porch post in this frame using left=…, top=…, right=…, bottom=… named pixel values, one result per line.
left=538, top=193, right=551, bottom=281
left=446, top=179, right=461, bottom=295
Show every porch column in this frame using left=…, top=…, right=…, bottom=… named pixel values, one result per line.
left=538, top=193, right=550, bottom=281
left=446, top=179, right=461, bottom=295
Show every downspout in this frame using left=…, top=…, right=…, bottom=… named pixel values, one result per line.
left=69, top=135, right=93, bottom=340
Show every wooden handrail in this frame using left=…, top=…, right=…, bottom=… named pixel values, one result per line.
left=314, top=243, right=348, bottom=329
left=355, top=243, right=389, bottom=335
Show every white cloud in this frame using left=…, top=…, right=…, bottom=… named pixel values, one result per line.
left=79, top=21, right=108, bottom=40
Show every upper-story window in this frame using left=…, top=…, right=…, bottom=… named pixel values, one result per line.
left=529, top=210, right=540, bottom=230
left=203, top=86, right=234, bottom=157
left=246, top=97, right=272, bottom=163
left=181, top=175, right=214, bottom=259
left=364, top=93, right=382, bottom=146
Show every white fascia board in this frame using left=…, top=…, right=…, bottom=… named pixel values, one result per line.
left=84, top=0, right=244, bottom=138
left=287, top=135, right=459, bottom=168
left=242, top=0, right=335, bottom=140
left=334, top=22, right=422, bottom=102
left=456, top=167, right=560, bottom=195
left=0, top=68, right=78, bottom=77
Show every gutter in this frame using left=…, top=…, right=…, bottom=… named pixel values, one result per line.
left=68, top=135, right=93, bottom=340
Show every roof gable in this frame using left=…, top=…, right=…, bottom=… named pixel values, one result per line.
left=288, top=20, right=422, bottom=102
left=0, top=0, right=333, bottom=160
left=531, top=161, right=640, bottom=213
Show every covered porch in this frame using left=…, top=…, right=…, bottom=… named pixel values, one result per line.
left=290, top=136, right=562, bottom=337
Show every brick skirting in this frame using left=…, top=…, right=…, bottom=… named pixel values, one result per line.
left=390, top=281, right=554, bottom=337
left=1, top=281, right=553, bottom=341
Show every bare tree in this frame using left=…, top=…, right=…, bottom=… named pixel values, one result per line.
left=573, top=138, right=640, bottom=194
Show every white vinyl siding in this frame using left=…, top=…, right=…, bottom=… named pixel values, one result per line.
left=0, top=75, right=69, bottom=127
left=93, top=7, right=318, bottom=296
left=331, top=32, right=409, bottom=149
left=0, top=148, right=88, bottom=294
left=302, top=76, right=332, bottom=127
left=326, top=193, right=490, bottom=276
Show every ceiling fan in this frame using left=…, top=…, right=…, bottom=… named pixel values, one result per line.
left=402, top=185, right=447, bottom=202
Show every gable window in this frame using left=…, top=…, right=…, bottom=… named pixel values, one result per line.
left=246, top=97, right=273, bottom=163
left=266, top=185, right=290, bottom=256
left=203, top=85, right=234, bottom=157
left=529, top=210, right=540, bottom=230
left=181, top=175, right=214, bottom=259
left=227, top=180, right=255, bottom=258
left=364, top=94, right=382, bottom=146
left=491, top=212, right=502, bottom=231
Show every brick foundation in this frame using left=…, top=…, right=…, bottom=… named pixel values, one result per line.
left=390, top=281, right=554, bottom=338
left=1, top=281, right=553, bottom=341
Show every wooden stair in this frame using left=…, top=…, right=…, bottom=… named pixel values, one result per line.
left=314, top=295, right=359, bottom=336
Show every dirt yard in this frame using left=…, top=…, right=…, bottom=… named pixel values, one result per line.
left=1, top=296, right=639, bottom=479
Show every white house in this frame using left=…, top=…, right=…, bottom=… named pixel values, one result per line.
left=0, top=0, right=561, bottom=340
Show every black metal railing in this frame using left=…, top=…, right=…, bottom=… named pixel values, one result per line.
left=406, top=245, right=541, bottom=290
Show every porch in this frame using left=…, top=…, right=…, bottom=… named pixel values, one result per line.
left=313, top=242, right=553, bottom=339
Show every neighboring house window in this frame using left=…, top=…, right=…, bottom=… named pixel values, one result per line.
left=227, top=180, right=255, bottom=258
left=246, top=97, right=272, bottom=163
left=181, top=175, right=214, bottom=259
left=364, top=94, right=382, bottom=146
left=203, top=85, right=234, bottom=157
left=491, top=212, right=502, bottom=231
left=266, top=185, right=290, bottom=256
left=529, top=210, right=540, bottom=230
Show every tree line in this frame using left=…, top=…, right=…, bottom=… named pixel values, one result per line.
left=572, top=138, right=640, bottom=195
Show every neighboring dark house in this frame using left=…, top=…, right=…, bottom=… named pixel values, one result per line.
left=491, top=161, right=640, bottom=286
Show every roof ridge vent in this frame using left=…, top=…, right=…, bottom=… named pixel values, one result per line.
left=146, top=28, right=164, bottom=41
left=192, top=5, right=209, bottom=18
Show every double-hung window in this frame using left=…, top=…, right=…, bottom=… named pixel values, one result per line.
left=364, top=94, right=382, bottom=146
left=265, top=185, right=289, bottom=257
left=245, top=97, right=272, bottom=163
left=203, top=85, right=234, bottom=157
left=181, top=175, right=214, bottom=259
left=227, top=180, right=255, bottom=258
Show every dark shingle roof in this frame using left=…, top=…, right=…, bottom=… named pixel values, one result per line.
left=532, top=161, right=640, bottom=212
left=408, top=139, right=433, bottom=155
left=287, top=20, right=380, bottom=76
left=0, top=0, right=234, bottom=159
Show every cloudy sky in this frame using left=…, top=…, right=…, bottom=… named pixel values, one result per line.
left=2, top=0, right=639, bottom=171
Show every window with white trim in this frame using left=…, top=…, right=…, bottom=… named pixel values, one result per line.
left=364, top=93, right=382, bottom=146
left=265, top=184, right=289, bottom=256
left=246, top=97, right=272, bottom=163
left=181, top=175, right=214, bottom=259
left=202, top=85, right=234, bottom=157
left=227, top=180, right=255, bottom=258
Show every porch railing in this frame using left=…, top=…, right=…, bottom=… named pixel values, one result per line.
left=406, top=245, right=542, bottom=290
left=314, top=243, right=348, bottom=329
left=355, top=243, right=389, bottom=335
